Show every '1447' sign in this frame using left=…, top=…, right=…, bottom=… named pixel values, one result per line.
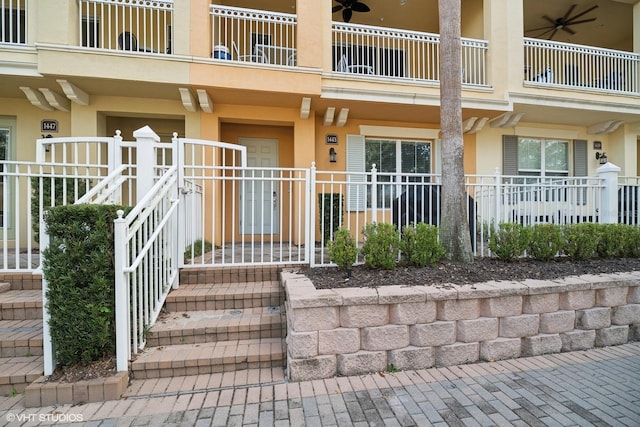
left=41, top=120, right=58, bottom=133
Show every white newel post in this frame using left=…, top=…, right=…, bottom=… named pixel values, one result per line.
left=494, top=168, right=502, bottom=224
left=133, top=125, right=160, bottom=203
left=597, top=162, right=621, bottom=224
left=40, top=221, right=56, bottom=376
left=370, top=164, right=378, bottom=223
left=114, top=210, right=129, bottom=372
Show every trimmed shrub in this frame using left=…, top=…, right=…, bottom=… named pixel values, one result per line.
left=624, top=225, right=640, bottom=257
left=327, top=227, right=358, bottom=271
left=528, top=224, right=563, bottom=261
left=596, top=223, right=627, bottom=259
left=400, top=222, right=446, bottom=267
left=488, top=222, right=530, bottom=261
left=31, top=177, right=88, bottom=241
left=43, top=204, right=128, bottom=366
left=562, top=223, right=599, bottom=260
left=361, top=222, right=399, bottom=269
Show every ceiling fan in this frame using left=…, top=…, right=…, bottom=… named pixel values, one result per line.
left=526, top=4, right=598, bottom=40
left=332, top=0, right=371, bottom=23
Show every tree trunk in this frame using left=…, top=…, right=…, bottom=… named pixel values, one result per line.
left=438, top=0, right=473, bottom=263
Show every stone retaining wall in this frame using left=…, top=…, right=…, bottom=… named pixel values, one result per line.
left=282, top=271, right=640, bottom=382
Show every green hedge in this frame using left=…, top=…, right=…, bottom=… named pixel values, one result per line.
left=31, top=177, right=88, bottom=241
left=43, top=204, right=128, bottom=366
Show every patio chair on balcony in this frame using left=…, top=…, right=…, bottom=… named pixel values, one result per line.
left=231, top=41, right=267, bottom=63
left=336, top=54, right=374, bottom=75
left=118, top=31, right=156, bottom=53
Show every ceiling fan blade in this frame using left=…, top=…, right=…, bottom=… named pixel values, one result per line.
left=343, top=8, right=353, bottom=23
left=564, top=18, right=597, bottom=26
left=351, top=2, right=371, bottom=13
left=542, top=15, right=557, bottom=26
left=534, top=28, right=555, bottom=38
left=565, top=5, right=599, bottom=23
left=561, top=26, right=576, bottom=35
left=548, top=28, right=559, bottom=40
left=526, top=25, right=555, bottom=32
left=332, top=5, right=343, bottom=13
left=562, top=4, right=577, bottom=21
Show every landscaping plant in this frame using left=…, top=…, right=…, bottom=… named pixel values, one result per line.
left=361, top=222, right=400, bottom=269
left=327, top=227, right=358, bottom=273
left=400, top=222, right=446, bottom=267
left=528, top=224, right=563, bottom=261
left=562, top=223, right=599, bottom=260
left=488, top=222, right=531, bottom=261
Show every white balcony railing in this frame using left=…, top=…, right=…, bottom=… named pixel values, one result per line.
left=210, top=5, right=297, bottom=67
left=524, top=37, right=640, bottom=94
left=78, top=0, right=173, bottom=54
left=1, top=0, right=27, bottom=44
left=332, top=22, right=489, bottom=87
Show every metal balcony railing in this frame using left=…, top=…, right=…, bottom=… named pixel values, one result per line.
left=332, top=22, right=489, bottom=87
left=524, top=37, right=640, bottom=94
left=1, top=0, right=27, bottom=44
left=210, top=5, right=297, bottom=67
left=77, top=0, right=173, bottom=54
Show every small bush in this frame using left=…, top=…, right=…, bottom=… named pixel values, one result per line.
left=528, top=224, right=563, bottom=261
left=31, top=177, right=88, bottom=241
left=488, top=222, right=530, bottom=261
left=327, top=228, right=358, bottom=271
left=562, top=223, right=599, bottom=260
left=596, top=224, right=627, bottom=258
left=623, top=225, right=640, bottom=257
left=400, top=223, right=446, bottom=267
left=183, top=239, right=213, bottom=262
left=361, top=222, right=399, bottom=269
left=43, top=204, right=128, bottom=366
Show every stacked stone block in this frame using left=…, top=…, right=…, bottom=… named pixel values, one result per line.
left=283, top=271, right=640, bottom=382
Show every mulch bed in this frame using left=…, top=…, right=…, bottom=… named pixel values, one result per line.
left=298, top=257, right=640, bottom=290
left=46, top=355, right=117, bottom=383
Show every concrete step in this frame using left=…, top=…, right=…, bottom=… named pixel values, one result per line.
left=130, top=338, right=285, bottom=380
left=0, top=282, right=10, bottom=294
left=123, top=367, right=286, bottom=399
left=0, top=355, right=43, bottom=395
left=146, top=306, right=284, bottom=348
left=0, top=290, right=42, bottom=320
left=0, top=319, right=43, bottom=357
left=164, top=281, right=283, bottom=312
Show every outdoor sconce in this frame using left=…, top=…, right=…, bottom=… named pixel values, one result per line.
left=329, top=147, right=337, bottom=163
left=595, top=152, right=608, bottom=165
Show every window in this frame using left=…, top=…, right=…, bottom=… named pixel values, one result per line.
left=347, top=135, right=432, bottom=210
left=503, top=135, right=587, bottom=205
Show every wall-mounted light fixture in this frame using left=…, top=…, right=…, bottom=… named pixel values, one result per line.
left=595, top=152, right=608, bottom=165
left=329, top=147, right=337, bottom=163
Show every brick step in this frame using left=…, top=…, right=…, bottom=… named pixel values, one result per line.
left=0, top=319, right=43, bottom=357
left=0, top=282, right=10, bottom=294
left=165, top=281, right=283, bottom=312
left=0, top=356, right=44, bottom=395
left=130, top=338, right=285, bottom=380
left=0, top=274, right=42, bottom=291
left=122, top=367, right=286, bottom=399
left=146, top=306, right=284, bottom=348
left=0, top=290, right=42, bottom=320
left=179, top=266, right=281, bottom=285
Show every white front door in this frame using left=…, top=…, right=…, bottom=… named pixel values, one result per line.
left=240, top=138, right=279, bottom=235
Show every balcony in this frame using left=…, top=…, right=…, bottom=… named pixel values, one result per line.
left=1, top=0, right=27, bottom=45
left=524, top=38, right=640, bottom=95
left=77, top=0, right=173, bottom=54
left=332, top=22, right=488, bottom=87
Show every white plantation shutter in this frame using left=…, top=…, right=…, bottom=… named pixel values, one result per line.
left=346, top=134, right=366, bottom=211
left=502, top=135, right=518, bottom=176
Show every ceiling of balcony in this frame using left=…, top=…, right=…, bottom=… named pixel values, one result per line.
left=222, top=0, right=635, bottom=51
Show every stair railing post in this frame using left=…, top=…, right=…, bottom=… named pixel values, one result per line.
left=40, top=211, right=56, bottom=376
left=114, top=210, right=130, bottom=372
left=132, top=126, right=160, bottom=204
left=371, top=164, right=378, bottom=224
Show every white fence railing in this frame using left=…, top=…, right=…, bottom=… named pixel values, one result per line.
left=332, top=22, right=489, bottom=86
left=210, top=5, right=297, bottom=66
left=524, top=37, right=640, bottom=94
left=78, top=0, right=173, bottom=54
left=114, top=165, right=179, bottom=371
left=1, top=0, right=27, bottom=44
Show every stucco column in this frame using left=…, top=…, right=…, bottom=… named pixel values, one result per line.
left=37, top=0, right=78, bottom=45
left=189, top=0, right=211, bottom=58
left=296, top=0, right=330, bottom=70
left=483, top=0, right=524, bottom=95
left=634, top=2, right=640, bottom=53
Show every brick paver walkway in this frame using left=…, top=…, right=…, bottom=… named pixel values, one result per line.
left=1, top=343, right=639, bottom=426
